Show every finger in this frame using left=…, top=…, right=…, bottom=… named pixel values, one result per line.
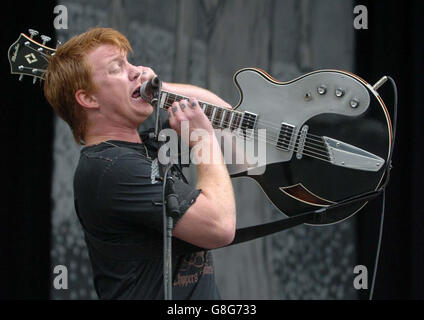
left=168, top=104, right=176, bottom=126
left=171, top=102, right=181, bottom=117
left=170, top=102, right=187, bottom=123
left=168, top=104, right=182, bottom=133
left=188, top=98, right=202, bottom=114
left=179, top=100, right=188, bottom=111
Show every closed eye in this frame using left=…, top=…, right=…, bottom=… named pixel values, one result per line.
left=109, top=59, right=125, bottom=73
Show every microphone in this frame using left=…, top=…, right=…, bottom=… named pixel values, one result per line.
left=140, top=76, right=161, bottom=102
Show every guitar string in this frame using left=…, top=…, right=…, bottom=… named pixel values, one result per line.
left=25, top=45, right=50, bottom=59
left=161, top=98, right=327, bottom=145
left=163, top=108, right=330, bottom=158
left=162, top=101, right=331, bottom=160
left=162, top=102, right=329, bottom=152
left=161, top=96, right=328, bottom=142
left=162, top=101, right=327, bottom=146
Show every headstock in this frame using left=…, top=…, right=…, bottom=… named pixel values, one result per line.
left=8, top=29, right=58, bottom=84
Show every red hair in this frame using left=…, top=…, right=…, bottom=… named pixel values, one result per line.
left=44, top=27, right=132, bottom=144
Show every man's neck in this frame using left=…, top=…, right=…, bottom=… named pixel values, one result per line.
left=84, top=126, right=142, bottom=146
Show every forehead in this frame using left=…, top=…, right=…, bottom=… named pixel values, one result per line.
left=85, top=44, right=125, bottom=71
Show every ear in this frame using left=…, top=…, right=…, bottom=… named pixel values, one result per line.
left=75, top=89, right=99, bottom=110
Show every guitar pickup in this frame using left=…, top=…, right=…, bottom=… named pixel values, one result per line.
left=240, top=111, right=257, bottom=139
left=277, top=123, right=295, bottom=151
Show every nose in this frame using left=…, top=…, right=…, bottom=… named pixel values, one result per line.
left=129, top=65, right=141, bottom=81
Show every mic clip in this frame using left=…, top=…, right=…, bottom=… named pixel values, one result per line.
left=165, top=176, right=181, bottom=218
left=140, top=76, right=161, bottom=105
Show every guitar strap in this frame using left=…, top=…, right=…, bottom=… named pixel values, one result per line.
left=76, top=183, right=386, bottom=261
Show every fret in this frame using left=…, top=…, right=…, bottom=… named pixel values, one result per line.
left=223, top=110, right=232, bottom=129
left=228, top=112, right=235, bottom=130
left=219, top=110, right=227, bottom=128
left=204, top=105, right=213, bottom=119
left=231, top=113, right=242, bottom=130
left=210, top=107, right=217, bottom=126
left=213, top=108, right=223, bottom=128
left=160, top=90, right=242, bottom=131
left=164, top=92, right=177, bottom=110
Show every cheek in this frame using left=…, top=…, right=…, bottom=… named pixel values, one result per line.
left=95, top=79, right=128, bottom=103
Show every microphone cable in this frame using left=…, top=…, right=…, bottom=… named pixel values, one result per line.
left=369, top=76, right=398, bottom=300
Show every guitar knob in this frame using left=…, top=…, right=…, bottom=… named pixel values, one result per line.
left=350, top=99, right=360, bottom=108
left=335, top=88, right=345, bottom=97
left=40, top=35, right=51, bottom=45
left=28, top=29, right=39, bottom=38
left=317, top=85, right=327, bottom=95
left=304, top=92, right=312, bottom=101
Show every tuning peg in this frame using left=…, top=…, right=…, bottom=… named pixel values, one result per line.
left=40, top=35, right=51, bottom=45
left=19, top=75, right=24, bottom=81
left=28, top=29, right=39, bottom=39
left=51, top=40, right=61, bottom=56
left=33, top=77, right=37, bottom=84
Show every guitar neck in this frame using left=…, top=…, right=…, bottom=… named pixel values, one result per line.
left=159, top=90, right=244, bottom=130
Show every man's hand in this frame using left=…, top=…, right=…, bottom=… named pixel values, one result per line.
left=139, top=66, right=157, bottom=83
left=159, top=88, right=236, bottom=249
left=167, top=98, right=215, bottom=148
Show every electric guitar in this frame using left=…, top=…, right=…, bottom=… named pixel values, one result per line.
left=8, top=31, right=393, bottom=225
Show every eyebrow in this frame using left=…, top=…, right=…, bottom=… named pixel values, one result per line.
left=107, top=55, right=125, bottom=65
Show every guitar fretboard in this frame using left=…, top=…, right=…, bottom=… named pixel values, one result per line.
left=159, top=91, right=243, bottom=130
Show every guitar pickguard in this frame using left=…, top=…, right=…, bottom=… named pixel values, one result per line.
left=226, top=69, right=372, bottom=175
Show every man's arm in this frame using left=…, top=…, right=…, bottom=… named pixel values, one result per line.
left=162, top=82, right=233, bottom=110
left=167, top=97, right=236, bottom=249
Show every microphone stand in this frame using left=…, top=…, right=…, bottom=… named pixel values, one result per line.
left=146, top=77, right=176, bottom=300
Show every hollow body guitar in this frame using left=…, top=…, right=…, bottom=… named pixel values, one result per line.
left=231, top=68, right=391, bottom=224
left=159, top=68, right=392, bottom=225
left=8, top=33, right=392, bottom=225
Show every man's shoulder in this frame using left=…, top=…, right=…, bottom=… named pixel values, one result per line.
left=75, top=142, right=155, bottom=184
left=81, top=141, right=152, bottom=167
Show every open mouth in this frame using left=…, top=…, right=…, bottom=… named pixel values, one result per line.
left=131, top=86, right=142, bottom=100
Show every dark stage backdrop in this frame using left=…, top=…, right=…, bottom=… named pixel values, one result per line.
left=0, top=0, right=422, bottom=300
left=354, top=0, right=424, bottom=299
left=0, top=2, right=56, bottom=299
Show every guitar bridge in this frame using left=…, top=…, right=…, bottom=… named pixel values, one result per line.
left=296, top=125, right=309, bottom=159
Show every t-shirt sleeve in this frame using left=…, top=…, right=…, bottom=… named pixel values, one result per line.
left=96, top=151, right=200, bottom=234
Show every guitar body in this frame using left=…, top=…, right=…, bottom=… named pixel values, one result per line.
left=229, top=68, right=392, bottom=225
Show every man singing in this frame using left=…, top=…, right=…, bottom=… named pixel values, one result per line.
left=44, top=27, right=236, bottom=299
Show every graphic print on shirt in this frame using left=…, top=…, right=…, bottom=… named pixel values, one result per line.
left=173, top=251, right=214, bottom=287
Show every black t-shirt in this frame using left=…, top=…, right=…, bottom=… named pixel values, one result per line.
left=73, top=139, right=221, bottom=299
